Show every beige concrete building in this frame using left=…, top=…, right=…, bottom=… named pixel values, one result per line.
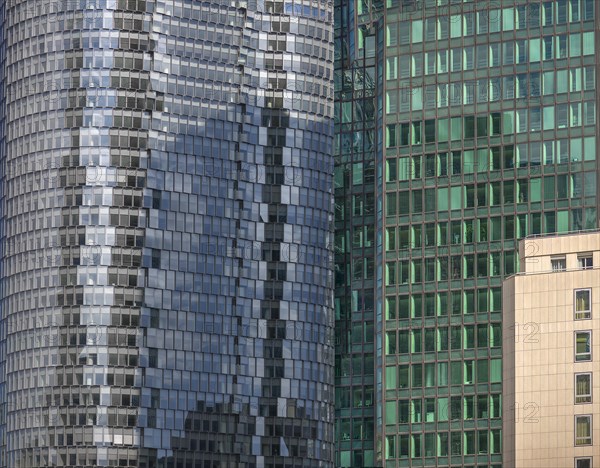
left=503, top=231, right=600, bottom=468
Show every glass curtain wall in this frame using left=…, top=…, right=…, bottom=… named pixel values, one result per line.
left=334, top=0, right=383, bottom=466
left=379, top=0, right=597, bottom=466
left=0, top=1, right=336, bottom=467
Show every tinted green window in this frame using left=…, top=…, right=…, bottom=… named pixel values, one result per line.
left=438, top=118, right=449, bottom=141
left=399, top=123, right=409, bottom=145
left=490, top=359, right=502, bottom=383
left=438, top=187, right=448, bottom=211
left=544, top=176, right=555, bottom=200
left=529, top=37, right=540, bottom=61
left=503, top=111, right=514, bottom=133
left=438, top=361, right=448, bottom=385
left=530, top=179, right=541, bottom=202
left=386, top=401, right=397, bottom=424
left=464, top=116, right=475, bottom=138
left=396, top=192, right=408, bottom=215
left=477, top=359, right=489, bottom=383
left=386, top=193, right=396, bottom=215
left=556, top=211, right=569, bottom=233
left=438, top=397, right=448, bottom=422
left=584, top=136, right=596, bottom=161
left=583, top=32, right=594, bottom=54
left=451, top=117, right=462, bottom=140
left=463, top=150, right=474, bottom=173
left=450, top=361, right=461, bottom=385
left=425, top=119, right=436, bottom=142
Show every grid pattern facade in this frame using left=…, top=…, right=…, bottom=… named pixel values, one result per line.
left=333, top=0, right=382, bottom=466
left=381, top=0, right=597, bottom=467
left=335, top=0, right=600, bottom=467
left=0, top=1, right=335, bottom=467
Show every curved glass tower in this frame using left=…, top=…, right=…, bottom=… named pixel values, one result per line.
left=0, top=1, right=335, bottom=467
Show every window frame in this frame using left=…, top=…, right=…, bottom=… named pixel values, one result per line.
left=578, top=255, right=593, bottom=269
left=575, top=457, right=593, bottom=468
left=575, top=373, right=592, bottom=404
left=551, top=256, right=567, bottom=271
left=575, top=289, right=592, bottom=320
left=575, top=415, right=593, bottom=446
left=575, top=331, right=592, bottom=362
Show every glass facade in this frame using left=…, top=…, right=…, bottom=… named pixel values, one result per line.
left=0, top=1, right=335, bottom=467
left=336, top=0, right=599, bottom=466
left=334, top=0, right=382, bottom=466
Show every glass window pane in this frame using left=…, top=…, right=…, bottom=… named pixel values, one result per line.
left=577, top=459, right=593, bottom=468
left=502, top=8, right=514, bottom=29
left=399, top=21, right=410, bottom=45
left=451, top=117, right=462, bottom=140
left=412, top=363, right=423, bottom=387
left=386, top=24, right=398, bottom=46
left=575, top=415, right=592, bottom=445
left=386, top=401, right=397, bottom=424
left=412, top=20, right=423, bottom=43
left=438, top=360, right=448, bottom=384
left=575, top=374, right=592, bottom=403
left=543, top=71, right=555, bottom=94
left=438, top=118, right=449, bottom=141
left=411, top=399, right=422, bottom=422
left=438, top=397, right=448, bottom=422
left=583, top=32, right=594, bottom=54
left=543, top=1, right=553, bottom=25
left=570, top=32, right=582, bottom=56
left=489, top=9, right=501, bottom=32
left=490, top=359, right=502, bottom=383
left=477, top=359, right=488, bottom=383
left=543, top=106, right=555, bottom=130
left=386, top=435, right=396, bottom=459
left=451, top=15, right=462, bottom=38
left=557, top=211, right=569, bottom=233
left=386, top=366, right=397, bottom=390
left=529, top=38, right=540, bottom=61
left=575, top=290, right=591, bottom=319
left=576, top=332, right=592, bottom=361
left=584, top=136, right=595, bottom=160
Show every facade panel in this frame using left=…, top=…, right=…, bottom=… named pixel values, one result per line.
left=503, top=231, right=600, bottom=467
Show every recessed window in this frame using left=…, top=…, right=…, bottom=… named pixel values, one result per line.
left=575, top=289, right=592, bottom=320
left=551, top=257, right=566, bottom=271
left=576, top=457, right=592, bottom=468
left=575, top=373, right=592, bottom=404
left=575, top=415, right=592, bottom=446
left=579, top=255, right=593, bottom=269
left=575, top=331, right=592, bottom=362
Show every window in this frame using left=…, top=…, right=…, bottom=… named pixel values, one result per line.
left=576, top=458, right=592, bottom=468
left=575, top=374, right=592, bottom=403
left=575, top=290, right=591, bottom=319
left=575, top=415, right=592, bottom=446
left=424, top=120, right=436, bottom=143
left=575, top=331, right=592, bottom=362
left=578, top=255, right=593, bottom=269
left=552, top=257, right=566, bottom=271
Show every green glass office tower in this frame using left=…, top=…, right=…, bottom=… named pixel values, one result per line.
left=335, top=0, right=598, bottom=466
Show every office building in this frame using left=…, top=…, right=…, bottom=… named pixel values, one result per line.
left=0, top=1, right=335, bottom=467
left=503, top=231, right=600, bottom=468
left=334, top=0, right=598, bottom=466
left=334, top=0, right=380, bottom=466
